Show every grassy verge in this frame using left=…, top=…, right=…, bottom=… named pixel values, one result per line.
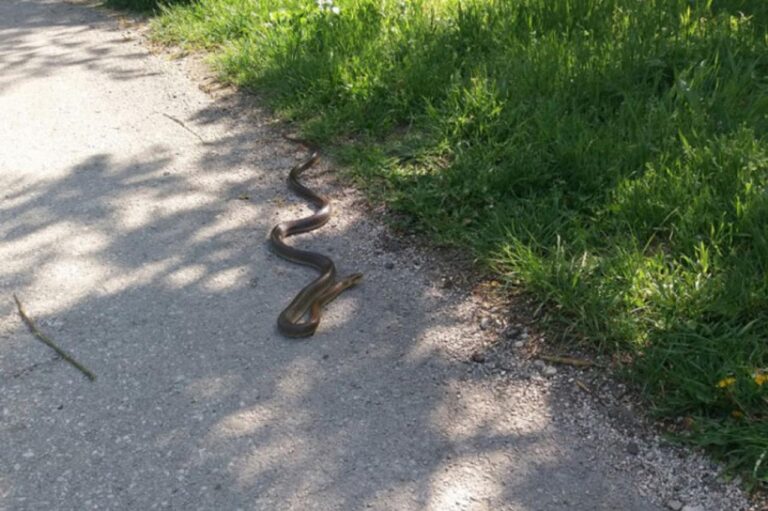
left=123, top=0, right=768, bottom=487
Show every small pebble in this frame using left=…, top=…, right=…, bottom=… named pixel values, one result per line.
left=479, top=317, right=493, bottom=330
left=385, top=262, right=395, bottom=270
left=533, top=360, right=545, bottom=369
left=666, top=500, right=683, bottom=511
left=470, top=352, right=486, bottom=364
left=513, top=341, right=525, bottom=349
left=542, top=366, right=557, bottom=377
left=681, top=506, right=704, bottom=511
left=627, top=442, right=640, bottom=456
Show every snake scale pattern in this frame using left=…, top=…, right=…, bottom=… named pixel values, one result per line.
left=269, top=151, right=363, bottom=337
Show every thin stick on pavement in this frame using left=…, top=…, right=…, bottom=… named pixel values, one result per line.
left=13, top=294, right=96, bottom=381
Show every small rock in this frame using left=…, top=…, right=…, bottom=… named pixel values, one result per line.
left=504, top=326, right=522, bottom=339
left=542, top=366, right=557, bottom=377
left=626, top=442, right=640, bottom=456
left=666, top=500, right=683, bottom=511
left=533, top=359, right=546, bottom=369
left=385, top=261, right=395, bottom=270
left=440, top=277, right=453, bottom=289
left=513, top=341, right=525, bottom=349
left=681, top=506, right=704, bottom=511
left=249, top=277, right=259, bottom=288
left=479, top=317, right=493, bottom=331
left=470, top=352, right=486, bottom=364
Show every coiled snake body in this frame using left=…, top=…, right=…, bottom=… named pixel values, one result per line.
left=270, top=152, right=363, bottom=337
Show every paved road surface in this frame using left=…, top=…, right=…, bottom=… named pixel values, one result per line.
left=0, top=1, right=744, bottom=510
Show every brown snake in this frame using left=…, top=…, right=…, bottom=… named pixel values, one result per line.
left=270, top=149, right=363, bottom=337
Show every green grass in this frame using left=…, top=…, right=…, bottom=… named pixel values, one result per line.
left=127, top=0, right=768, bottom=487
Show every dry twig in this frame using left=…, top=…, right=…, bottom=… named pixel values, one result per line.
left=574, top=378, right=609, bottom=407
left=159, top=112, right=209, bottom=145
left=539, top=354, right=599, bottom=368
left=13, top=294, right=96, bottom=381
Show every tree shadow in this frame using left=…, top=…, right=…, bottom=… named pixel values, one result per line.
left=0, top=0, right=157, bottom=94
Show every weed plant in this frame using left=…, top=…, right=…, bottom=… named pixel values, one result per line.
left=136, top=0, right=767, bottom=486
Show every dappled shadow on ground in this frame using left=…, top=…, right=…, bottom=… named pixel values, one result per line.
left=0, top=119, right=647, bottom=511
left=0, top=0, right=155, bottom=93
left=0, top=2, right=660, bottom=510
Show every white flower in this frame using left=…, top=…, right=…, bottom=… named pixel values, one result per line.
left=316, top=0, right=340, bottom=13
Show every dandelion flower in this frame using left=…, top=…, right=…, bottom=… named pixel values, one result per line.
left=716, top=376, right=736, bottom=389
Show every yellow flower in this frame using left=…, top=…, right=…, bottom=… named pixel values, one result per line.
left=731, top=410, right=744, bottom=419
left=753, top=372, right=767, bottom=386
left=716, top=376, right=736, bottom=389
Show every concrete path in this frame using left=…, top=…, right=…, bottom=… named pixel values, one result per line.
left=0, top=1, right=748, bottom=510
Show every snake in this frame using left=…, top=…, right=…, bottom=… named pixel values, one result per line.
left=270, top=150, right=363, bottom=338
